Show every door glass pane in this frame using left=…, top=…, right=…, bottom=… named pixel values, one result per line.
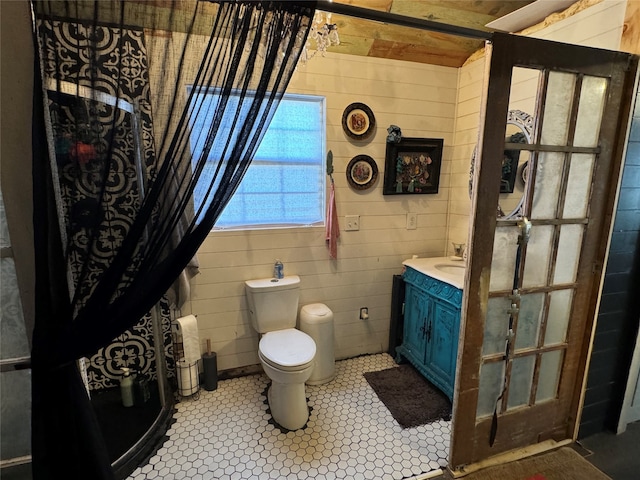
left=540, top=72, right=576, bottom=146
left=522, top=225, right=554, bottom=288
left=536, top=350, right=564, bottom=402
left=490, top=226, right=519, bottom=292
left=563, top=154, right=595, bottom=219
left=483, top=297, right=510, bottom=356
left=477, top=361, right=505, bottom=418
left=515, top=293, right=544, bottom=351
left=544, top=289, right=573, bottom=345
left=574, top=76, right=608, bottom=148
left=1, top=258, right=30, bottom=359
left=507, top=355, right=535, bottom=409
left=553, top=224, right=584, bottom=284
left=0, top=191, right=8, bottom=248
left=531, top=152, right=563, bottom=220
left=0, top=188, right=32, bottom=463
left=1, top=370, right=32, bottom=460
left=509, top=67, right=540, bottom=115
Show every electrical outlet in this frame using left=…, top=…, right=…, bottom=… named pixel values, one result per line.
left=406, top=213, right=417, bottom=230
left=345, top=215, right=360, bottom=231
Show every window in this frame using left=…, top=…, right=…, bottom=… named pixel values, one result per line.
left=188, top=91, right=326, bottom=230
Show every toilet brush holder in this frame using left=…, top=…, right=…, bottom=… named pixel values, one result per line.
left=202, top=339, right=218, bottom=391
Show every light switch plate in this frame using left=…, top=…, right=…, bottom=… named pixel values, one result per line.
left=345, top=215, right=360, bottom=231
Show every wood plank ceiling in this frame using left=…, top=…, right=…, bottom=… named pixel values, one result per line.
left=324, top=0, right=537, bottom=67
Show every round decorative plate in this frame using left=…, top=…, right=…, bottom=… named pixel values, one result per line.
left=342, top=102, right=376, bottom=141
left=346, top=155, right=378, bottom=190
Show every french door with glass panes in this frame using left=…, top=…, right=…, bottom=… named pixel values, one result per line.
left=451, top=32, right=638, bottom=468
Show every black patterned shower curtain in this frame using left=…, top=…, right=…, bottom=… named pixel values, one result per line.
left=30, top=2, right=314, bottom=478
left=42, top=18, right=177, bottom=396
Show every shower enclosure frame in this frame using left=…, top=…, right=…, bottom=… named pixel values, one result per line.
left=42, top=78, right=176, bottom=477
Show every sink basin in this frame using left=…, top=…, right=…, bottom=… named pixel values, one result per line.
left=434, top=263, right=465, bottom=275
left=402, top=256, right=466, bottom=289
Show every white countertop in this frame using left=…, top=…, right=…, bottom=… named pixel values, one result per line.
left=402, top=256, right=466, bottom=290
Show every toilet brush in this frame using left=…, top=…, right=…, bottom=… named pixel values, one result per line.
left=202, top=338, right=218, bottom=391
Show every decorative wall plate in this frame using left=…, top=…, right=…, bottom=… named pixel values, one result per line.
left=342, top=103, right=376, bottom=140
left=346, top=155, right=378, bottom=190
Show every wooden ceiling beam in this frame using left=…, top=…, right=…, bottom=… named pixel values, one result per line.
left=316, top=0, right=492, bottom=40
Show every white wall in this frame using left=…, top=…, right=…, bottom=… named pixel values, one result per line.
left=180, top=53, right=459, bottom=371
left=447, top=56, right=485, bottom=253
left=156, top=0, right=629, bottom=373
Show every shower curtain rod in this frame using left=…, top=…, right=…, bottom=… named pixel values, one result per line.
left=314, top=0, right=493, bottom=40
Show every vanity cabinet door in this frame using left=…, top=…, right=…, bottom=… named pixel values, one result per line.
left=427, top=300, right=460, bottom=399
left=402, top=284, right=429, bottom=365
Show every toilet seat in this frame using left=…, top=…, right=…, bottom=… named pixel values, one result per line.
left=259, top=329, right=316, bottom=371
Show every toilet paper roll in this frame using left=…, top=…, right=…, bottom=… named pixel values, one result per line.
left=176, top=360, right=199, bottom=396
left=176, top=314, right=201, bottom=364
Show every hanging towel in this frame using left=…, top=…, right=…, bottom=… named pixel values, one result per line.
left=326, top=181, right=340, bottom=259
left=176, top=315, right=201, bottom=365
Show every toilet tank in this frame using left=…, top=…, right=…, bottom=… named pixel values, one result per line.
left=244, top=275, right=300, bottom=333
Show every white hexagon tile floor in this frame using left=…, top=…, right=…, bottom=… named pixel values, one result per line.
left=128, top=353, right=450, bottom=480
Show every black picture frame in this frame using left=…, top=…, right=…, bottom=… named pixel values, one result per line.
left=500, top=149, right=521, bottom=193
left=500, top=131, right=527, bottom=193
left=383, top=137, right=443, bottom=195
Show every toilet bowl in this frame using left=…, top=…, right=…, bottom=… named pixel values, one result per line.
left=244, top=275, right=317, bottom=430
left=258, top=328, right=316, bottom=430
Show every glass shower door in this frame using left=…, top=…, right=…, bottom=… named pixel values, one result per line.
left=0, top=188, right=32, bottom=478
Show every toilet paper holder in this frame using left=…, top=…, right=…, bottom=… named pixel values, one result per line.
left=172, top=323, right=200, bottom=398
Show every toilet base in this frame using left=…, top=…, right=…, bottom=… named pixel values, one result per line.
left=267, top=381, right=309, bottom=431
left=306, top=372, right=335, bottom=386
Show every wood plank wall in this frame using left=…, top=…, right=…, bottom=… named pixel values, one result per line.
left=182, top=53, right=458, bottom=371
left=150, top=0, right=631, bottom=381
left=447, top=57, right=483, bottom=252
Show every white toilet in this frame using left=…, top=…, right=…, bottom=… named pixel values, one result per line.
left=244, top=275, right=316, bottom=430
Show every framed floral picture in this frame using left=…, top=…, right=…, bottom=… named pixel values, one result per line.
left=346, top=155, right=378, bottom=191
left=383, top=137, right=443, bottom=195
left=342, top=102, right=376, bottom=141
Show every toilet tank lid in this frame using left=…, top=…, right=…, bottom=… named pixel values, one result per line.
left=245, top=275, right=300, bottom=292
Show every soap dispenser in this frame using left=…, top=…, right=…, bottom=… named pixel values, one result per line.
left=120, top=367, right=134, bottom=407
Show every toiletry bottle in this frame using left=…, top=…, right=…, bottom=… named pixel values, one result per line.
left=274, top=260, right=284, bottom=279
left=120, top=367, right=134, bottom=407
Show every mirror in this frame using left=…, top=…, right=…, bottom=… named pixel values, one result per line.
left=469, top=109, right=534, bottom=219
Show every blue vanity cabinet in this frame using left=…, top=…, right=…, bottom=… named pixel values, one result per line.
left=396, top=266, right=462, bottom=401
left=402, top=283, right=430, bottom=365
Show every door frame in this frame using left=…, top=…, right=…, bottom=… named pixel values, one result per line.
left=450, top=32, right=638, bottom=470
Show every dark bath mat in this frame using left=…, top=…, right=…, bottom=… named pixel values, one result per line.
left=364, top=364, right=451, bottom=429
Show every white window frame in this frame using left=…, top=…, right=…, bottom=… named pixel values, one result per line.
left=188, top=88, right=326, bottom=231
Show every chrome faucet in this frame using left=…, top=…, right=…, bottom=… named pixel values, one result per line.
left=452, top=242, right=465, bottom=258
